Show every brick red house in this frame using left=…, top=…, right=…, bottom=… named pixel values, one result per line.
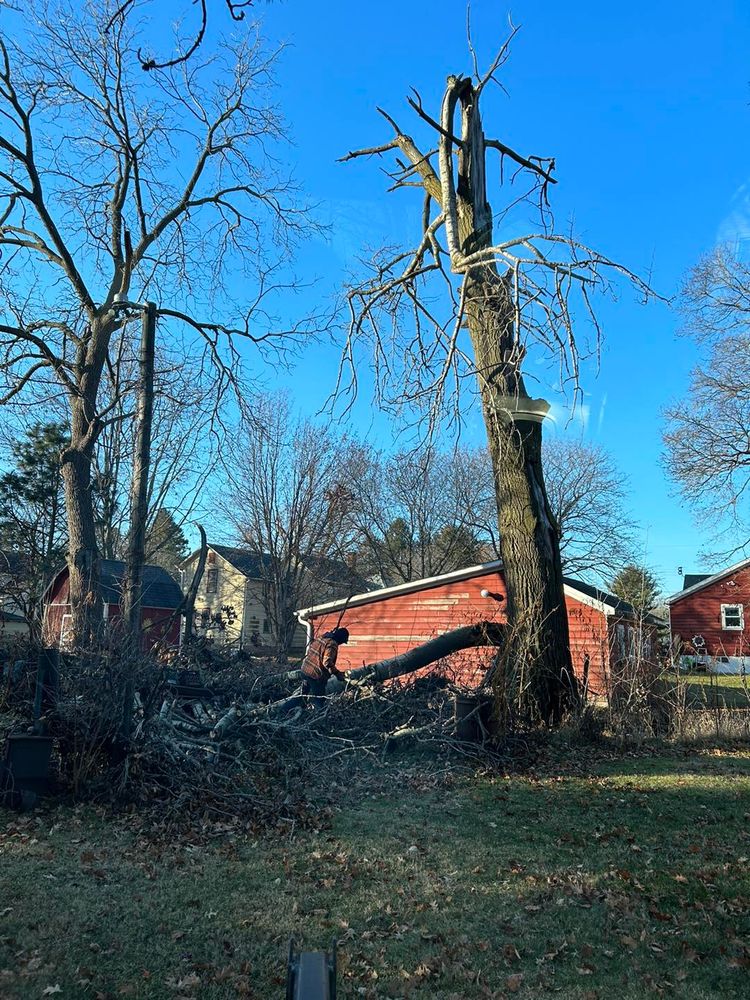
left=667, top=557, right=750, bottom=674
left=43, top=559, right=183, bottom=652
left=296, top=561, right=661, bottom=697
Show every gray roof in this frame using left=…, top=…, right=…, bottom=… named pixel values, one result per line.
left=98, top=560, right=182, bottom=608
left=0, top=608, right=26, bottom=623
left=187, top=544, right=372, bottom=593
left=45, top=559, right=183, bottom=609
left=563, top=576, right=635, bottom=616
left=0, top=550, right=26, bottom=576
left=563, top=576, right=665, bottom=624
left=683, top=573, right=711, bottom=591
left=209, top=545, right=274, bottom=579
left=297, top=559, right=666, bottom=624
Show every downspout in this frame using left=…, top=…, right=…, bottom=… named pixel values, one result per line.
left=296, top=611, right=313, bottom=654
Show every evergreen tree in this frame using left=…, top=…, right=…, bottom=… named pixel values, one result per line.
left=145, top=508, right=188, bottom=576
left=0, top=422, right=69, bottom=633
left=610, top=564, right=660, bottom=613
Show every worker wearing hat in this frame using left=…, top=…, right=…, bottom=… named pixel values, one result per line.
left=300, top=627, right=349, bottom=697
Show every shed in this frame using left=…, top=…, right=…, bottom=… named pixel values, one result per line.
left=43, top=559, right=183, bottom=652
left=667, top=557, right=750, bottom=673
left=296, top=561, right=661, bottom=697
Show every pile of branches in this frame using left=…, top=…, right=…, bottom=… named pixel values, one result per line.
left=2, top=620, right=509, bottom=833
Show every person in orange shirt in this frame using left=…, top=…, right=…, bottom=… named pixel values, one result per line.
left=300, top=627, right=349, bottom=697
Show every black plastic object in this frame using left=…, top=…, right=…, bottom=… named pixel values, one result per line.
left=1, top=734, right=54, bottom=809
left=453, top=692, right=495, bottom=742
left=286, top=939, right=336, bottom=1000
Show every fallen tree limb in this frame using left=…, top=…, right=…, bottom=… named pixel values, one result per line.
left=211, top=621, right=507, bottom=735
left=330, top=620, right=506, bottom=690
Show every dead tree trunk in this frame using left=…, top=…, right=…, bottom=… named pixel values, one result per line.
left=336, top=620, right=506, bottom=688
left=225, top=620, right=508, bottom=730
left=341, top=63, right=595, bottom=725
left=121, top=302, right=157, bottom=642
left=60, top=402, right=103, bottom=648
left=450, top=78, right=576, bottom=724
left=182, top=525, right=208, bottom=644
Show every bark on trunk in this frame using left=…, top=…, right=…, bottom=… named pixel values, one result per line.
left=331, top=620, right=506, bottom=688
left=250, top=620, right=507, bottom=697
left=121, top=302, right=157, bottom=645
left=453, top=78, right=577, bottom=724
left=59, top=313, right=118, bottom=647
left=215, top=620, right=507, bottom=731
left=182, top=525, right=208, bottom=643
left=60, top=417, right=101, bottom=647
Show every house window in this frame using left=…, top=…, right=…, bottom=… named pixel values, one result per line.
left=262, top=619, right=270, bottom=634
left=206, top=568, right=218, bottom=594
left=721, top=604, right=744, bottom=630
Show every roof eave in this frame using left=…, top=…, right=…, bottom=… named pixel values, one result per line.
left=666, top=555, right=750, bottom=605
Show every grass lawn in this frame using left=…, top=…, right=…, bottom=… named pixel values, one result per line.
left=661, top=673, right=750, bottom=710
left=2, top=746, right=750, bottom=998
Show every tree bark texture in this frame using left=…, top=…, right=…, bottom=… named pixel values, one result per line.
left=121, top=302, right=157, bottom=643
left=60, top=407, right=102, bottom=648
left=217, top=620, right=508, bottom=730
left=453, top=78, right=576, bottom=723
left=181, top=524, right=208, bottom=643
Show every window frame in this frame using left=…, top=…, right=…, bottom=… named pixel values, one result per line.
left=206, top=567, right=218, bottom=595
left=721, top=603, right=744, bottom=631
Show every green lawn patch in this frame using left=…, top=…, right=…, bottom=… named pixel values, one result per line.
left=660, top=673, right=750, bottom=710
left=2, top=748, right=749, bottom=998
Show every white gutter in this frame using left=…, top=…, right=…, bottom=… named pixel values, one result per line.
left=295, top=560, right=505, bottom=619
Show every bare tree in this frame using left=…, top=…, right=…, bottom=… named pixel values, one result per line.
left=348, top=444, right=488, bottom=584
left=221, top=393, right=361, bottom=660
left=91, top=335, right=224, bottom=562
left=540, top=439, right=634, bottom=581
left=664, top=245, right=750, bottom=555
left=338, top=34, right=651, bottom=722
left=0, top=2, right=313, bottom=644
left=107, top=0, right=254, bottom=71
left=464, top=437, right=634, bottom=581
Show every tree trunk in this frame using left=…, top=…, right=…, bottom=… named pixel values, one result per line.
left=333, top=620, right=506, bottom=688
left=182, top=524, right=208, bottom=644
left=59, top=313, right=116, bottom=647
left=122, top=302, right=157, bottom=645
left=454, top=79, right=577, bottom=724
left=60, top=415, right=101, bottom=648
left=215, top=620, right=507, bottom=731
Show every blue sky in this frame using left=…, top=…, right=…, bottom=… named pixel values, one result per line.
left=215, top=0, right=749, bottom=596
left=5, top=1, right=746, bottom=596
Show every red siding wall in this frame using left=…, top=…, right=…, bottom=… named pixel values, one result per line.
left=670, top=566, right=750, bottom=659
left=43, top=572, right=180, bottom=652
left=306, top=568, right=611, bottom=694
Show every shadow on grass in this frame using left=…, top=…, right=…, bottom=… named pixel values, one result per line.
left=2, top=747, right=749, bottom=999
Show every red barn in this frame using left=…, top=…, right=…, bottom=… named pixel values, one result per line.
left=667, top=557, right=750, bottom=674
left=43, top=559, right=182, bottom=652
left=296, top=561, right=660, bottom=697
